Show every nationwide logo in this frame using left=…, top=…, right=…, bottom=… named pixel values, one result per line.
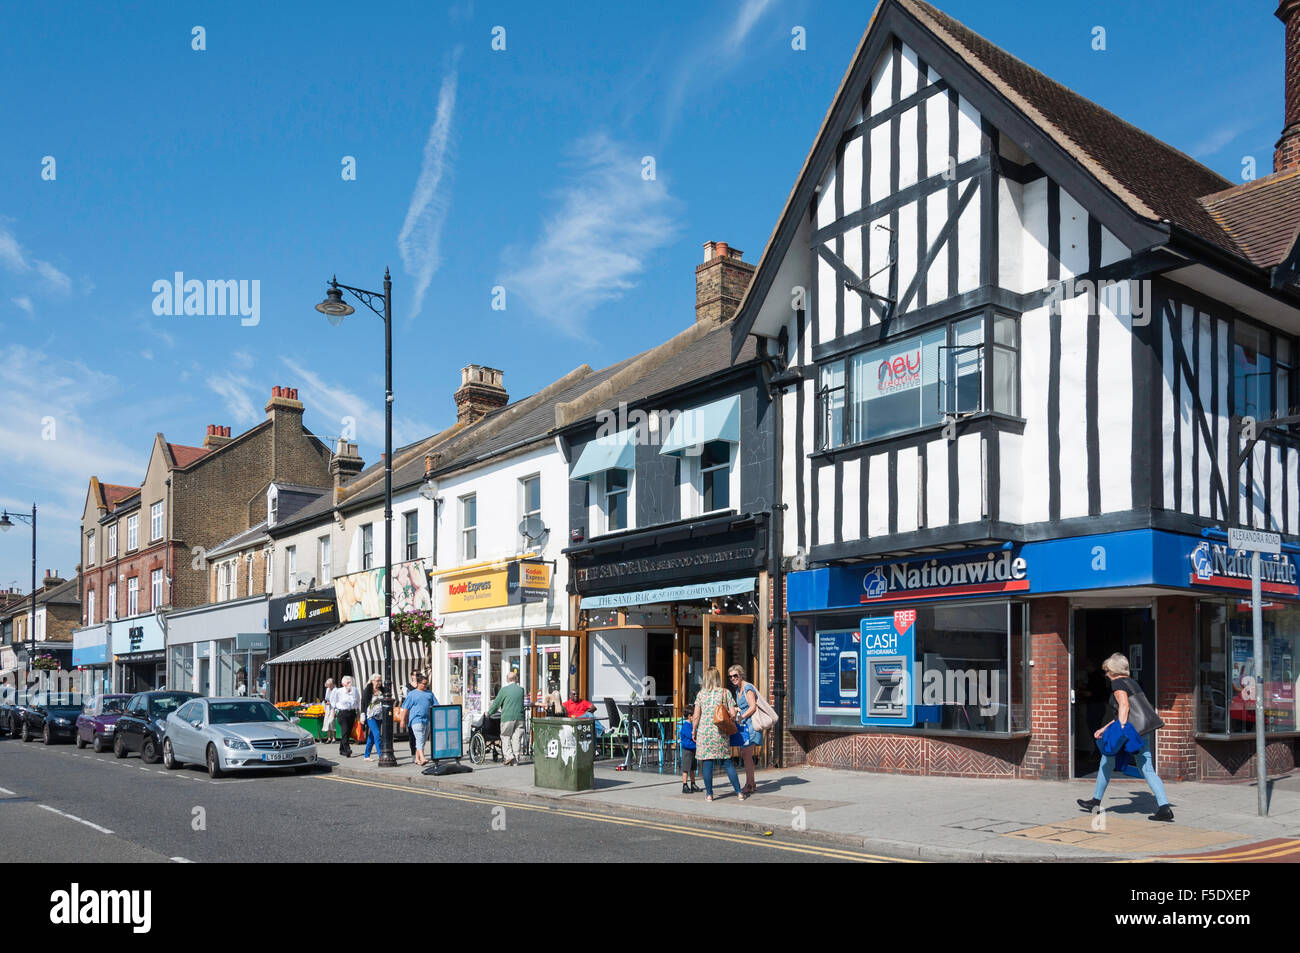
left=861, top=551, right=1029, bottom=603
left=1188, top=541, right=1298, bottom=596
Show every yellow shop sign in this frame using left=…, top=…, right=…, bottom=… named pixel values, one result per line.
left=441, top=570, right=509, bottom=612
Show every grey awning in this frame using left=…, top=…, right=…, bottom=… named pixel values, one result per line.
left=267, top=619, right=383, bottom=665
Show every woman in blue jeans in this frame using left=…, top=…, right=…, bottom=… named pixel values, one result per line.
left=361, top=674, right=384, bottom=761
left=1077, top=653, right=1173, bottom=822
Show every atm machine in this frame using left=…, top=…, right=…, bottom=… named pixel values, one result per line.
left=860, top=613, right=916, bottom=727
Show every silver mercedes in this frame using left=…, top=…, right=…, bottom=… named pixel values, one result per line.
left=162, top=697, right=317, bottom=778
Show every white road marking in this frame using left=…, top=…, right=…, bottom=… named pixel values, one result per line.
left=0, top=786, right=16, bottom=796
left=170, top=856, right=194, bottom=863
left=38, top=804, right=113, bottom=835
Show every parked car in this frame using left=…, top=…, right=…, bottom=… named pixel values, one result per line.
left=19, top=692, right=86, bottom=744
left=163, top=697, right=317, bottom=778
left=2, top=691, right=35, bottom=738
left=0, top=689, right=23, bottom=736
left=112, top=690, right=199, bottom=764
left=76, top=693, right=133, bottom=752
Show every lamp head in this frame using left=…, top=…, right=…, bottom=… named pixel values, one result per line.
left=0, top=512, right=12, bottom=532
left=316, top=278, right=354, bottom=326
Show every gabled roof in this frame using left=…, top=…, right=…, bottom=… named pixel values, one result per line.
left=101, top=484, right=138, bottom=509
left=731, top=0, right=1291, bottom=356
left=207, top=522, right=270, bottom=560
left=167, top=443, right=210, bottom=468
left=1201, top=168, right=1300, bottom=270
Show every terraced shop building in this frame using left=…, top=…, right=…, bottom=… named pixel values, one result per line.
left=730, top=0, right=1300, bottom=780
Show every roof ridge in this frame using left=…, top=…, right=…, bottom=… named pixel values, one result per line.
left=1200, top=166, right=1300, bottom=205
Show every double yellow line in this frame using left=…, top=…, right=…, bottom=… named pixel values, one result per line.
left=326, top=775, right=913, bottom=862
left=1161, top=839, right=1300, bottom=863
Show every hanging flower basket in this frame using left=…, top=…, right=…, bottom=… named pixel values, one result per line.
left=391, top=609, right=441, bottom=650
left=32, top=654, right=60, bottom=671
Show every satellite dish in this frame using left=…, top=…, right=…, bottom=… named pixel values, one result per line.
left=519, top=515, right=548, bottom=543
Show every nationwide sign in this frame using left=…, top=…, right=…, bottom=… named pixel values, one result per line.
left=1189, top=541, right=1299, bottom=597
left=860, top=550, right=1029, bottom=604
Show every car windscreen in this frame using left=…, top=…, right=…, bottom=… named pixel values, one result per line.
left=36, top=693, right=85, bottom=708
left=148, top=694, right=194, bottom=718
left=207, top=701, right=287, bottom=725
left=102, top=697, right=128, bottom=714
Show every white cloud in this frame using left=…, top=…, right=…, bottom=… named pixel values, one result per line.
left=11, top=296, right=33, bottom=315
left=500, top=132, right=679, bottom=337
left=281, top=357, right=431, bottom=448
left=0, top=222, right=72, bottom=297
left=397, top=55, right=460, bottom=321
left=205, top=371, right=260, bottom=425
left=725, top=0, right=777, bottom=54
left=1189, top=123, right=1246, bottom=159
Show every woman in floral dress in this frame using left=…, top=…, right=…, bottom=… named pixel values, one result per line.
left=691, top=668, right=744, bottom=802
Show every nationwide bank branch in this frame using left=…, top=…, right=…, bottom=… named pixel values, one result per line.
left=785, top=529, right=1300, bottom=782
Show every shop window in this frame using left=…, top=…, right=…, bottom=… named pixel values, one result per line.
left=1198, top=600, right=1298, bottom=734
left=792, top=601, right=1027, bottom=734
left=169, top=645, right=193, bottom=694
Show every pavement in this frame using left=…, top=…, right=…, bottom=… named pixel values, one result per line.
left=317, top=740, right=1300, bottom=862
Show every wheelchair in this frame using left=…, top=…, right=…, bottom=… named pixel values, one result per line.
left=467, top=710, right=531, bottom=764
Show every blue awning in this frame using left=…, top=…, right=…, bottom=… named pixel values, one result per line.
left=580, top=577, right=755, bottom=609
left=570, top=428, right=637, bottom=480
left=658, top=396, right=740, bottom=456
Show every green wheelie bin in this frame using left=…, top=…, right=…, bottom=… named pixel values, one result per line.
left=531, top=718, right=596, bottom=791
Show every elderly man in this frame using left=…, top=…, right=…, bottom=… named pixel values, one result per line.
left=486, top=670, right=526, bottom=765
left=331, top=676, right=362, bottom=758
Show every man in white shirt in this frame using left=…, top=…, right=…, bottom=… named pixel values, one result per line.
left=333, top=675, right=361, bottom=757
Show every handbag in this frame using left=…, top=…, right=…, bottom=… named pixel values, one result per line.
left=713, top=703, right=737, bottom=738
left=750, top=689, right=778, bottom=732
left=1125, top=686, right=1165, bottom=736
left=351, top=715, right=366, bottom=743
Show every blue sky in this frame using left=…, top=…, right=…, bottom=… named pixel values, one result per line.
left=0, top=0, right=1286, bottom=589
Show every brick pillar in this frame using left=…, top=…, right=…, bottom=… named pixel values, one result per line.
left=1023, top=598, right=1070, bottom=779
left=1154, top=596, right=1197, bottom=780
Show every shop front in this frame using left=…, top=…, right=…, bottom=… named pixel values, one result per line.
left=266, top=588, right=336, bottom=700
left=111, top=615, right=166, bottom=693
left=434, top=556, right=566, bottom=736
left=166, top=595, right=270, bottom=697
left=565, top=511, right=769, bottom=718
left=72, top=622, right=112, bottom=695
left=786, top=528, right=1300, bottom=781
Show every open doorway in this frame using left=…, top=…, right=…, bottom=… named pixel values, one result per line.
left=1072, top=607, right=1155, bottom=777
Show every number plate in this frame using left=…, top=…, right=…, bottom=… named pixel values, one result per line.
left=262, top=752, right=294, bottom=762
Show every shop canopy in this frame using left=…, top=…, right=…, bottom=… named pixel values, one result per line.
left=658, top=395, right=740, bottom=456
left=267, top=619, right=423, bottom=702
left=570, top=427, right=637, bottom=480
left=580, top=576, right=755, bottom=609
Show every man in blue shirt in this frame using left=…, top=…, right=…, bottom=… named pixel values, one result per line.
left=400, top=676, right=438, bottom=766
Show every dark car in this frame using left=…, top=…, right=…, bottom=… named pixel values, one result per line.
left=2, top=691, right=34, bottom=737
left=112, top=690, right=199, bottom=763
left=76, top=693, right=132, bottom=752
left=20, top=692, right=87, bottom=744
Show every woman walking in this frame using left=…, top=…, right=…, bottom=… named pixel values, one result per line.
left=361, top=673, right=385, bottom=761
left=321, top=678, right=337, bottom=744
left=1077, top=653, right=1174, bottom=822
left=728, top=665, right=761, bottom=796
left=691, top=668, right=744, bottom=802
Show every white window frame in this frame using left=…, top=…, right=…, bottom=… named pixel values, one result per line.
left=264, top=549, right=272, bottom=593
left=596, top=469, right=632, bottom=534
left=404, top=511, right=419, bottom=561
left=247, top=554, right=255, bottom=595
left=107, top=523, right=117, bottom=559
left=87, top=589, right=95, bottom=626
left=681, top=441, right=738, bottom=518
left=127, top=577, right=139, bottom=616
left=318, top=536, right=331, bottom=586
left=362, top=524, right=374, bottom=571
left=286, top=545, right=297, bottom=589
left=150, top=501, right=164, bottom=541
left=87, top=531, right=96, bottom=566
left=461, top=495, right=477, bottom=561
left=127, top=515, right=138, bottom=551
left=107, top=582, right=117, bottom=621
left=151, top=568, right=163, bottom=609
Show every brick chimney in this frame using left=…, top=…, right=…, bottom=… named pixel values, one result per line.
left=330, top=439, right=364, bottom=503
left=266, top=386, right=304, bottom=419
left=454, top=366, right=508, bottom=425
left=695, top=241, right=756, bottom=324
left=41, top=569, right=65, bottom=590
left=203, top=424, right=233, bottom=450
left=1276, top=0, right=1300, bottom=173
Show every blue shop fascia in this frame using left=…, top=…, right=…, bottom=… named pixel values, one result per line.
left=784, top=528, right=1300, bottom=780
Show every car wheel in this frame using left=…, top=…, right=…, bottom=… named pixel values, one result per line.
left=162, top=739, right=183, bottom=770
left=92, top=733, right=107, bottom=754
left=141, top=736, right=160, bottom=764
left=21, top=722, right=31, bottom=743
left=113, top=733, right=128, bottom=759
left=206, top=744, right=223, bottom=779
left=469, top=733, right=485, bottom=764
left=75, top=733, right=86, bottom=749
left=42, top=724, right=53, bottom=745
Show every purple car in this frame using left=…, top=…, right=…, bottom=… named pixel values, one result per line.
left=76, top=694, right=132, bottom=753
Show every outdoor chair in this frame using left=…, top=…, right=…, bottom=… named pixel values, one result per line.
left=601, top=697, right=632, bottom=759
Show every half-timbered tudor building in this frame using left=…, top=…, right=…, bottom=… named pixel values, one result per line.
left=731, top=0, right=1300, bottom=780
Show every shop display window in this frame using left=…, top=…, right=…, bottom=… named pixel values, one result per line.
left=793, top=600, right=1028, bottom=734
left=168, top=645, right=194, bottom=694
left=1198, top=600, right=1299, bottom=734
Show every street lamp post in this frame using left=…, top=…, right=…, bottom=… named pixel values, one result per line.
left=0, top=505, right=37, bottom=689
left=316, top=271, right=397, bottom=767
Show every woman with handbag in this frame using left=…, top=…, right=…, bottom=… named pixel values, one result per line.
left=728, top=665, right=762, bottom=796
left=691, top=668, right=744, bottom=802
left=361, top=673, right=385, bottom=761
left=1077, top=653, right=1174, bottom=822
